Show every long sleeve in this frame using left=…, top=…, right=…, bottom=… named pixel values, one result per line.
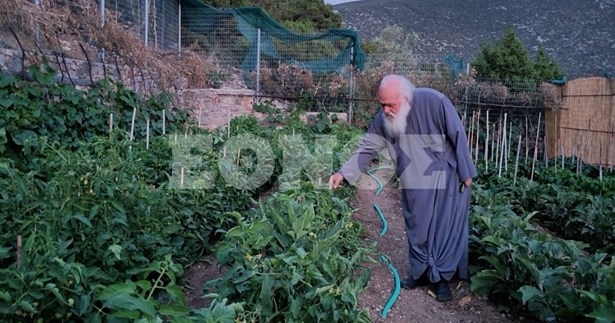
left=442, top=98, right=477, bottom=182
left=339, top=113, right=389, bottom=185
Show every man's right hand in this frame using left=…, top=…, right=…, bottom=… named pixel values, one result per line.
left=328, top=172, right=344, bottom=190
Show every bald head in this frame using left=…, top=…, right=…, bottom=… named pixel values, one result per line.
left=379, top=74, right=415, bottom=104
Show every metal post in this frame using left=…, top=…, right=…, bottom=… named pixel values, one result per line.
left=144, top=0, right=150, bottom=45
left=99, top=0, right=105, bottom=27
left=255, top=29, right=261, bottom=96
left=178, top=0, right=181, bottom=53
left=348, top=45, right=354, bottom=124
left=35, top=0, right=40, bottom=43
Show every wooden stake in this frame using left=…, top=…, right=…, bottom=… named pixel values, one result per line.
left=474, top=110, right=481, bottom=163
left=162, top=109, right=166, bottom=135
left=491, top=122, right=497, bottom=165
left=485, top=110, right=489, bottom=172
left=609, top=142, right=615, bottom=172
left=109, top=113, right=113, bottom=135
left=507, top=121, right=513, bottom=166
left=530, top=113, right=541, bottom=181
left=129, top=107, right=137, bottom=142
left=498, top=113, right=507, bottom=178
left=468, top=111, right=475, bottom=150
left=514, top=134, right=522, bottom=186
left=600, top=141, right=603, bottom=181
left=495, top=118, right=501, bottom=169
left=525, top=116, right=529, bottom=162
left=237, top=149, right=241, bottom=167
left=180, top=167, right=184, bottom=187
left=146, top=118, right=150, bottom=150
left=227, top=109, right=231, bottom=138
left=129, top=108, right=136, bottom=152
left=16, top=236, right=22, bottom=269
left=561, top=143, right=566, bottom=169
left=198, top=106, right=203, bottom=127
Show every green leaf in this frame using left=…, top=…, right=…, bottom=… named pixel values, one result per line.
left=291, top=271, right=304, bottom=286
left=0, top=246, right=10, bottom=260
left=108, top=309, right=140, bottom=319
left=166, top=285, right=185, bottom=305
left=290, top=296, right=303, bottom=317
left=109, top=244, right=122, bottom=260
left=159, top=304, right=190, bottom=316
left=103, top=294, right=156, bottom=317
left=12, top=130, right=36, bottom=146
left=74, top=213, right=93, bottom=228
left=78, top=295, right=91, bottom=316
left=518, top=285, right=544, bottom=305
left=586, top=305, right=615, bottom=322
left=19, top=300, right=36, bottom=313
left=470, top=273, right=499, bottom=294
left=43, top=282, right=64, bottom=301
left=0, top=291, right=11, bottom=302
left=97, top=282, right=137, bottom=300
left=0, top=98, right=12, bottom=108
left=260, top=275, right=273, bottom=313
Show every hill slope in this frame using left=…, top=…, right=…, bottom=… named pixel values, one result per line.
left=333, top=0, right=615, bottom=78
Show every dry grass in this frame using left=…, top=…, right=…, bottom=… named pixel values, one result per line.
left=0, top=0, right=221, bottom=92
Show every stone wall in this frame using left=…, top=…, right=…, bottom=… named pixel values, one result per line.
left=0, top=47, right=348, bottom=130
left=0, top=48, right=157, bottom=94
left=181, top=88, right=261, bottom=129
left=0, top=47, right=264, bottom=129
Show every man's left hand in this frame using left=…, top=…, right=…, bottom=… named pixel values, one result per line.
left=463, top=178, right=472, bottom=187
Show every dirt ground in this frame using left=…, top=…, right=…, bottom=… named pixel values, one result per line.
left=350, top=170, right=532, bottom=323
left=183, top=171, right=539, bottom=322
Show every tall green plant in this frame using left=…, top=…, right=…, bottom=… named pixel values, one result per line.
left=472, top=27, right=565, bottom=82
left=472, top=27, right=535, bottom=81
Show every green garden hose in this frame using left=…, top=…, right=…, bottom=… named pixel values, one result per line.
left=366, top=166, right=391, bottom=196
left=380, top=255, right=401, bottom=318
left=373, top=204, right=388, bottom=237
left=366, top=166, right=401, bottom=318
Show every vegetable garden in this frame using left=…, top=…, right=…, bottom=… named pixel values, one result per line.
left=1, top=65, right=614, bottom=322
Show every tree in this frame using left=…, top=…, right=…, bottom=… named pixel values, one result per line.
left=533, top=46, right=565, bottom=81
left=205, top=0, right=342, bottom=31
left=472, top=27, right=535, bottom=80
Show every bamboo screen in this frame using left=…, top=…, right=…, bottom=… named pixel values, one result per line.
left=546, top=77, right=615, bottom=166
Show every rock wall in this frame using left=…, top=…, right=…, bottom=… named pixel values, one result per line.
left=181, top=88, right=262, bottom=129
left=0, top=47, right=266, bottom=129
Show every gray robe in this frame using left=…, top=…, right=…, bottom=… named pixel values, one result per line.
left=340, top=88, right=477, bottom=283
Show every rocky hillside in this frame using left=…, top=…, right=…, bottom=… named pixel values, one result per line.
left=333, top=0, right=615, bottom=78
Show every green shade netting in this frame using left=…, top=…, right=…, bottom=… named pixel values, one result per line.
left=181, top=0, right=365, bottom=76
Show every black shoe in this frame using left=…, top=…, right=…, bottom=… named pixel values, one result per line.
left=434, top=281, right=451, bottom=302
left=400, top=275, right=427, bottom=290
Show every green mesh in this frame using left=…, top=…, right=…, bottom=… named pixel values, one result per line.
left=181, top=0, right=365, bottom=77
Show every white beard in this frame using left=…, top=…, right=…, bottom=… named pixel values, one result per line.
left=383, top=103, right=410, bottom=138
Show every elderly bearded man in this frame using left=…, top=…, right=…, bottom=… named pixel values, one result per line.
left=329, top=74, right=477, bottom=302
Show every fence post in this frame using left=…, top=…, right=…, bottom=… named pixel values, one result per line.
left=144, top=0, right=149, bottom=45
left=348, top=45, right=355, bottom=124
left=99, top=0, right=105, bottom=27
left=255, top=28, right=261, bottom=97
left=178, top=0, right=181, bottom=53
left=34, top=0, right=40, bottom=43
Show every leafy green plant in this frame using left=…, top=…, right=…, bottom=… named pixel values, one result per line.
left=207, top=182, right=372, bottom=322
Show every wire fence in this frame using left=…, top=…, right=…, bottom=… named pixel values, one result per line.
left=102, top=0, right=179, bottom=51
left=8, top=0, right=550, bottom=158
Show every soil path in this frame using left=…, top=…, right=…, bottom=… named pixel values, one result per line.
left=351, top=170, right=531, bottom=323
